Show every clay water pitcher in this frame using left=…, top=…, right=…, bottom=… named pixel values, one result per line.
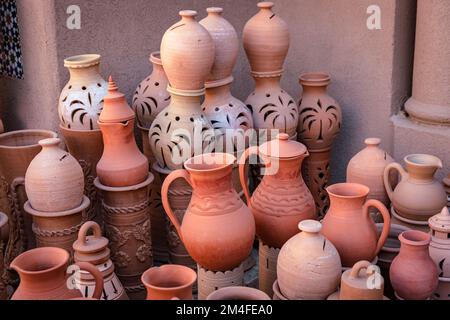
left=321, top=183, right=391, bottom=267
left=384, top=154, right=446, bottom=221
left=239, top=133, right=315, bottom=248
left=161, top=153, right=255, bottom=271
left=11, top=247, right=103, bottom=300
left=97, top=77, right=148, bottom=187
left=340, top=260, right=384, bottom=300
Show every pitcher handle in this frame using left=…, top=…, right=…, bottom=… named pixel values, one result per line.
left=161, top=169, right=192, bottom=242
left=363, top=199, right=391, bottom=256
left=238, top=146, right=259, bottom=208
left=75, top=261, right=104, bottom=300
left=383, top=162, right=406, bottom=202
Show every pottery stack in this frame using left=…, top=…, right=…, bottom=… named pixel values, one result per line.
left=384, top=154, right=447, bottom=232
left=59, top=54, right=107, bottom=224
left=24, top=137, right=89, bottom=258
left=161, top=153, right=255, bottom=299
left=149, top=10, right=215, bottom=270
left=95, top=77, right=153, bottom=300
left=239, top=133, right=315, bottom=296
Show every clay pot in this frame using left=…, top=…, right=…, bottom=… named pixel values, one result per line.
left=0, top=212, right=9, bottom=242
left=207, top=286, right=270, bottom=300
left=277, top=220, right=342, bottom=300
left=11, top=247, right=103, bottom=300
left=200, top=7, right=238, bottom=85
left=297, top=72, right=342, bottom=218
left=25, top=138, right=84, bottom=212
left=434, top=277, right=450, bottom=300
left=321, top=183, right=391, bottom=267
left=390, top=230, right=439, bottom=300
left=132, top=51, right=170, bottom=129
left=384, top=154, right=447, bottom=221
left=197, top=264, right=244, bottom=300
left=346, top=138, right=395, bottom=208
left=142, top=265, right=196, bottom=300
left=59, top=54, right=108, bottom=130
left=245, top=76, right=298, bottom=140
left=73, top=221, right=128, bottom=300
left=160, top=10, right=214, bottom=91
left=272, top=280, right=288, bottom=300
left=444, top=174, right=450, bottom=206
left=243, top=2, right=289, bottom=76
left=429, top=207, right=450, bottom=278
left=97, top=77, right=148, bottom=187
left=162, top=153, right=255, bottom=271
left=239, top=133, right=315, bottom=248
left=340, top=260, right=384, bottom=300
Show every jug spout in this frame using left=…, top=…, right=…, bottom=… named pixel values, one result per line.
left=404, top=154, right=443, bottom=180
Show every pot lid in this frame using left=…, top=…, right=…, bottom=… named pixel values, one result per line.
left=428, top=207, right=450, bottom=233
left=98, top=76, right=135, bottom=123
left=259, top=133, right=307, bottom=158
left=341, top=260, right=384, bottom=290
left=73, top=221, right=109, bottom=254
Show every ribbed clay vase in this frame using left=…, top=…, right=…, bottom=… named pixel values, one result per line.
left=25, top=138, right=84, bottom=212
left=384, top=154, right=446, bottom=221
left=97, top=77, right=148, bottom=187
left=277, top=220, right=342, bottom=300
left=297, top=72, right=342, bottom=218
left=321, top=183, right=391, bottom=267
left=161, top=153, right=255, bottom=271
left=239, top=133, right=315, bottom=248
left=58, top=54, right=108, bottom=130
left=390, top=230, right=439, bottom=300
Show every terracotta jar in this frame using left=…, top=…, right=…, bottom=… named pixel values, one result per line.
left=73, top=221, right=128, bottom=300
left=321, top=183, right=391, bottom=267
left=346, top=138, right=395, bottom=208
left=297, top=72, right=342, bottom=218
left=429, top=207, right=450, bottom=278
left=11, top=247, right=103, bottom=300
left=142, top=265, right=196, bottom=300
left=239, top=133, right=315, bottom=248
left=160, top=10, right=214, bottom=91
left=162, top=153, right=255, bottom=271
left=384, top=154, right=446, bottom=221
left=277, top=220, right=341, bottom=300
left=25, top=138, right=84, bottom=212
left=340, top=260, right=384, bottom=300
left=390, top=230, right=439, bottom=300
left=132, top=51, right=170, bottom=130
left=58, top=54, right=108, bottom=130
left=243, top=2, right=289, bottom=76
left=207, top=286, right=270, bottom=300
left=97, top=77, right=148, bottom=187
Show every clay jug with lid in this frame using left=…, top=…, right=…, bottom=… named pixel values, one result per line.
left=346, top=138, right=395, bottom=208
left=340, top=260, right=384, bottom=300
left=97, top=77, right=148, bottom=187
left=277, top=220, right=342, bottom=300
left=384, top=154, right=446, bottom=221
left=390, top=230, right=439, bottom=300
left=321, top=183, right=391, bottom=267
left=25, top=138, right=84, bottom=212
left=59, top=54, right=108, bottom=130
left=161, top=153, right=255, bottom=271
left=243, top=2, right=289, bottom=76
left=429, top=207, right=450, bottom=278
left=160, top=10, right=215, bottom=90
left=11, top=247, right=103, bottom=300
left=239, top=133, right=315, bottom=248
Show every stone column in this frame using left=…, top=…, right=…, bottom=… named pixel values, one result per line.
left=404, top=0, right=450, bottom=124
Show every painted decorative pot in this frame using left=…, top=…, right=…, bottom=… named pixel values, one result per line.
left=429, top=207, right=450, bottom=278
left=58, top=54, right=108, bottom=130
left=161, top=153, right=255, bottom=271
left=384, top=154, right=447, bottom=221
left=321, top=183, right=391, bottom=267
left=277, top=220, right=342, bottom=300
left=239, top=133, right=315, bottom=248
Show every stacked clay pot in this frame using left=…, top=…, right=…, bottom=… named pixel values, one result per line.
left=277, top=220, right=342, bottom=300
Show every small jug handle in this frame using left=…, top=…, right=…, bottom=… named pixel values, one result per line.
left=383, top=162, right=407, bottom=202
left=349, top=260, right=374, bottom=279
left=238, top=146, right=258, bottom=208
left=363, top=199, right=391, bottom=257
left=77, top=221, right=102, bottom=245
left=161, top=169, right=192, bottom=242
left=74, top=261, right=104, bottom=300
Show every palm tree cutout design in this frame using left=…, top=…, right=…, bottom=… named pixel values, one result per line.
left=132, top=79, right=170, bottom=127
left=299, top=99, right=341, bottom=143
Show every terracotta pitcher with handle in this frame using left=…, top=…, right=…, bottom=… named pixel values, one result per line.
left=161, top=153, right=255, bottom=272
left=321, top=183, right=391, bottom=267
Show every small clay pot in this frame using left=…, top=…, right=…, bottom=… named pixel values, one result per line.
left=207, top=286, right=270, bottom=300
left=141, top=265, right=196, bottom=300
left=340, top=260, right=384, bottom=300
